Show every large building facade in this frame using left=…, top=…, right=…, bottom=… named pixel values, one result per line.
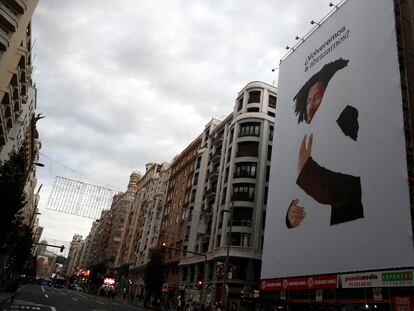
left=0, top=0, right=41, bottom=235
left=160, top=135, right=202, bottom=291
left=179, top=81, right=276, bottom=304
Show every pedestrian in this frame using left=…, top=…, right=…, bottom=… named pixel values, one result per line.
left=122, top=287, right=127, bottom=301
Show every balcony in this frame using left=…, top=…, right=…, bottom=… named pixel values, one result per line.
left=0, top=3, right=18, bottom=32
left=231, top=220, right=252, bottom=227
left=212, top=135, right=223, bottom=145
left=4, top=0, right=26, bottom=14
left=206, top=168, right=219, bottom=181
left=0, top=28, right=8, bottom=51
left=205, top=187, right=216, bottom=199
left=211, top=151, right=221, bottom=164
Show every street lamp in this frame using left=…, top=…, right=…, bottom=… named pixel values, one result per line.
left=222, top=201, right=234, bottom=311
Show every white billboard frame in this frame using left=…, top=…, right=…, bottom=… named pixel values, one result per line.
left=261, top=0, right=414, bottom=279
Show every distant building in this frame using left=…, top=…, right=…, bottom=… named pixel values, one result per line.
left=36, top=240, right=57, bottom=278
left=159, top=135, right=202, bottom=290
left=115, top=164, right=165, bottom=268
left=64, top=234, right=83, bottom=277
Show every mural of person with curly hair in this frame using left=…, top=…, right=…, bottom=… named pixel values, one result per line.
left=286, top=58, right=364, bottom=228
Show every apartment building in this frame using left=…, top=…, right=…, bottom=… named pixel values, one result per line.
left=75, top=172, right=139, bottom=272
left=115, top=164, right=165, bottom=271
left=0, top=0, right=41, bottom=230
left=78, top=219, right=99, bottom=270
left=0, top=0, right=38, bottom=161
left=179, top=81, right=277, bottom=303
left=159, top=136, right=202, bottom=291
left=64, top=234, right=83, bottom=277
left=126, top=163, right=169, bottom=288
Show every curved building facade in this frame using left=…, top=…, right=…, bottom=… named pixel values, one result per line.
left=179, top=81, right=277, bottom=304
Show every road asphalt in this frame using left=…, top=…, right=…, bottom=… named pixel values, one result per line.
left=1, top=284, right=144, bottom=311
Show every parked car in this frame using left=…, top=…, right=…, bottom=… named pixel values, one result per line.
left=54, top=282, right=65, bottom=289
left=36, top=277, right=50, bottom=286
left=71, top=284, right=83, bottom=291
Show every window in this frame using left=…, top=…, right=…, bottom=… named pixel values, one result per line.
left=233, top=183, right=255, bottom=201
left=269, top=95, right=277, bottom=109
left=230, top=232, right=251, bottom=247
left=237, top=142, right=259, bottom=157
left=237, top=97, right=243, bottom=111
left=264, top=186, right=269, bottom=204
left=248, top=91, right=261, bottom=104
left=267, top=111, right=275, bottom=118
left=266, top=165, right=270, bottom=182
left=232, top=207, right=253, bottom=226
left=227, top=147, right=232, bottom=163
left=234, top=162, right=257, bottom=178
left=239, top=122, right=260, bottom=137
left=269, top=126, right=274, bottom=141
left=267, top=145, right=272, bottom=161
left=247, top=107, right=260, bottom=113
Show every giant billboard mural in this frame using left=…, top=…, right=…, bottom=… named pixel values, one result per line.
left=261, top=0, right=414, bottom=279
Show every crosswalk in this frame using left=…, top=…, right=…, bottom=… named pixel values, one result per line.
left=2, top=300, right=55, bottom=311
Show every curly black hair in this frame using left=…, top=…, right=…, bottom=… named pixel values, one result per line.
left=294, top=58, right=349, bottom=123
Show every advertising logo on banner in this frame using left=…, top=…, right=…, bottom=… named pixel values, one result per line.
left=338, top=270, right=414, bottom=288
left=393, top=296, right=414, bottom=311
left=261, top=0, right=414, bottom=280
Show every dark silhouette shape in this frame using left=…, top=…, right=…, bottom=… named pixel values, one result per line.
left=337, top=105, right=359, bottom=141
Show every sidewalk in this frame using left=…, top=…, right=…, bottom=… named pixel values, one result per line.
left=0, top=291, right=10, bottom=305
left=113, top=295, right=147, bottom=309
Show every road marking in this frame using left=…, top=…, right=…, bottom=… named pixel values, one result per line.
left=40, top=286, right=45, bottom=293
left=95, top=300, right=105, bottom=305
left=71, top=298, right=79, bottom=302
left=44, top=294, right=48, bottom=298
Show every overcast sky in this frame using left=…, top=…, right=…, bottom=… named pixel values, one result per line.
left=32, top=0, right=331, bottom=245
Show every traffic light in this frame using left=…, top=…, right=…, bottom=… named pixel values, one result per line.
left=60, top=245, right=65, bottom=253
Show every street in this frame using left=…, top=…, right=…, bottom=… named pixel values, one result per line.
left=1, top=284, right=142, bottom=311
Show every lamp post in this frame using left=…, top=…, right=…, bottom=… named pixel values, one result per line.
left=222, top=201, right=233, bottom=311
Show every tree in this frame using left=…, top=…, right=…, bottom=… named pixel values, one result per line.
left=11, top=225, right=33, bottom=273
left=143, top=248, right=165, bottom=300
left=0, top=147, right=27, bottom=252
left=89, top=261, right=107, bottom=288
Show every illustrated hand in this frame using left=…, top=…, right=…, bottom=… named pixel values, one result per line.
left=298, top=133, right=313, bottom=173
left=286, top=199, right=306, bottom=228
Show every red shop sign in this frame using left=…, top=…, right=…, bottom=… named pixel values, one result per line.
left=261, top=275, right=337, bottom=291
left=393, top=296, right=414, bottom=311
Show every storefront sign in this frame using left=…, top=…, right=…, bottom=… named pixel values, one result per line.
left=393, top=296, right=414, bottom=311
left=338, top=270, right=414, bottom=288
left=373, top=288, right=382, bottom=300
left=316, top=290, right=323, bottom=302
left=261, top=275, right=337, bottom=291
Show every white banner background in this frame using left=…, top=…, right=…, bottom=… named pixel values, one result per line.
left=261, top=0, right=414, bottom=279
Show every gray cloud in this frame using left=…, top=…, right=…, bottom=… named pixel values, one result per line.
left=33, top=0, right=330, bottom=242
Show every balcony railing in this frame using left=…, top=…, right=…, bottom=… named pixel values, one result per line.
left=231, top=220, right=252, bottom=227
left=0, top=3, right=18, bottom=22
